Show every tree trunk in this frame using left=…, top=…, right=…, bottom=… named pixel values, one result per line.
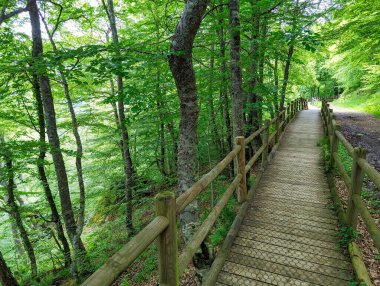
left=229, top=0, right=244, bottom=137
left=40, top=16, right=86, bottom=246
left=207, top=39, right=221, bottom=154
left=102, top=0, right=135, bottom=233
left=0, top=250, right=19, bottom=286
left=28, top=0, right=86, bottom=278
left=247, top=0, right=260, bottom=137
left=218, top=0, right=233, bottom=178
left=279, top=44, right=294, bottom=111
left=32, top=71, right=71, bottom=268
left=273, top=56, right=279, bottom=112
left=4, top=152, right=37, bottom=278
left=156, top=70, right=167, bottom=176
left=168, top=0, right=209, bottom=238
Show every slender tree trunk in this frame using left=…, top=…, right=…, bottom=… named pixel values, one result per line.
left=273, top=56, right=279, bottom=112
left=247, top=1, right=260, bottom=137
left=156, top=70, right=167, bottom=176
left=168, top=0, right=209, bottom=238
left=218, top=0, right=233, bottom=178
left=0, top=250, right=19, bottom=286
left=207, top=40, right=221, bottom=154
left=102, top=0, right=135, bottom=233
left=28, top=0, right=86, bottom=278
left=32, top=72, right=71, bottom=268
left=229, top=0, right=244, bottom=137
left=4, top=153, right=37, bottom=278
left=40, top=17, right=86, bottom=245
left=279, top=44, right=294, bottom=111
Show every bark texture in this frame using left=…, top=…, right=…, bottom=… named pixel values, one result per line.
left=32, top=71, right=71, bottom=268
left=229, top=0, right=244, bottom=137
left=247, top=1, right=261, bottom=137
left=0, top=251, right=19, bottom=286
left=4, top=153, right=37, bottom=278
left=280, top=44, right=294, bottom=111
left=168, top=0, right=209, bottom=237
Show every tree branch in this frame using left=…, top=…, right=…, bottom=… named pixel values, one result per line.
left=0, top=5, right=29, bottom=25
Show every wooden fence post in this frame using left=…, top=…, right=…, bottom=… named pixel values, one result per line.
left=330, top=123, right=340, bottom=168
left=261, top=120, right=270, bottom=169
left=347, top=147, right=367, bottom=229
left=235, top=136, right=247, bottom=203
left=156, top=192, right=179, bottom=286
left=275, top=115, right=280, bottom=144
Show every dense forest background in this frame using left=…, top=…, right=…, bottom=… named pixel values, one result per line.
left=0, top=0, right=379, bottom=285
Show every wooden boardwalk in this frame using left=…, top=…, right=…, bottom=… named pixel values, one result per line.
left=215, top=108, right=353, bottom=285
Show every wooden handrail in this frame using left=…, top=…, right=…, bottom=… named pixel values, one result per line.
left=82, top=98, right=307, bottom=286
left=81, top=216, right=169, bottom=286
left=178, top=174, right=242, bottom=275
left=335, top=130, right=354, bottom=157
left=176, top=145, right=241, bottom=214
left=320, top=99, right=380, bottom=282
left=245, top=125, right=264, bottom=145
left=245, top=144, right=265, bottom=174
left=353, top=194, right=380, bottom=252
left=357, top=158, right=380, bottom=189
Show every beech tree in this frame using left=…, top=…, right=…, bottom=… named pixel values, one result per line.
left=168, top=0, right=209, bottom=237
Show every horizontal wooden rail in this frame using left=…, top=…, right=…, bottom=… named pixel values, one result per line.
left=245, top=144, right=265, bottom=174
left=357, top=158, right=380, bottom=189
left=245, top=126, right=264, bottom=145
left=178, top=174, right=242, bottom=275
left=81, top=216, right=169, bottom=286
left=335, top=130, right=354, bottom=157
left=176, top=145, right=241, bottom=214
left=332, top=152, right=351, bottom=187
left=353, top=194, right=380, bottom=252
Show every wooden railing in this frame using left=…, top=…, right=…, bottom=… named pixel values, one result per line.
left=82, top=98, right=308, bottom=286
left=321, top=100, right=380, bottom=286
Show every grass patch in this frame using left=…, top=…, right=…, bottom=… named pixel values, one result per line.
left=332, top=93, right=380, bottom=118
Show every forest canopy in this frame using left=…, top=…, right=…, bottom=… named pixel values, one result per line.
left=0, top=0, right=378, bottom=285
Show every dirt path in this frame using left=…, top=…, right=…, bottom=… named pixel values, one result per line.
left=331, top=105, right=380, bottom=171
left=331, top=105, right=380, bottom=197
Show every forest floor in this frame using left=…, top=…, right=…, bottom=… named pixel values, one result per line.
left=331, top=104, right=380, bottom=197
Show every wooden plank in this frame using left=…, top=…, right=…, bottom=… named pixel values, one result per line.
left=237, top=231, right=346, bottom=260
left=233, top=237, right=350, bottom=270
left=242, top=219, right=338, bottom=242
left=238, top=226, right=340, bottom=250
left=250, top=201, right=336, bottom=219
left=230, top=245, right=351, bottom=280
left=222, top=261, right=318, bottom=286
left=217, top=271, right=273, bottom=286
left=254, top=194, right=330, bottom=208
left=244, top=214, right=337, bottom=234
left=227, top=251, right=350, bottom=285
